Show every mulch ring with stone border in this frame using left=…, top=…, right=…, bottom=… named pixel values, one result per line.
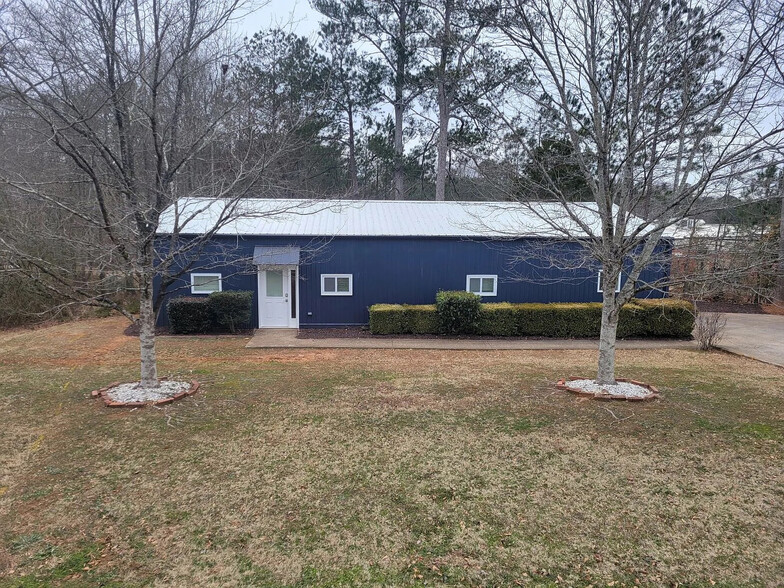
left=91, top=379, right=200, bottom=408
left=556, top=377, right=660, bottom=401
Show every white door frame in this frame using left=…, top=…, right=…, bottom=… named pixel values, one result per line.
left=257, top=265, right=299, bottom=328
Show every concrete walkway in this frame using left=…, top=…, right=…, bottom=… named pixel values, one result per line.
left=715, top=313, right=784, bottom=368
left=246, top=328, right=696, bottom=350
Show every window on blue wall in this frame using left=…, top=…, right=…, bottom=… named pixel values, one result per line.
left=597, top=270, right=622, bottom=293
left=466, top=275, right=497, bottom=296
left=191, top=272, right=222, bottom=294
left=321, top=274, right=353, bottom=296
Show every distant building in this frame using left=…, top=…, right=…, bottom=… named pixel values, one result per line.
left=669, top=217, right=777, bottom=303
left=669, top=218, right=738, bottom=245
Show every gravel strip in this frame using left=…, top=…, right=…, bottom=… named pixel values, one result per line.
left=105, top=380, right=191, bottom=403
left=566, top=379, right=652, bottom=398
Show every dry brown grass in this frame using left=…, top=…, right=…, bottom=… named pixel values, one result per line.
left=1, top=318, right=783, bottom=587
left=761, top=303, right=784, bottom=316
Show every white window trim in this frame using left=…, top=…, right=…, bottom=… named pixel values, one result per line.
left=597, top=270, right=622, bottom=293
left=190, top=272, right=222, bottom=294
left=321, top=273, right=353, bottom=296
left=466, top=274, right=498, bottom=297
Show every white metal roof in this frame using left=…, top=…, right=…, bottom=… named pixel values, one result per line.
left=158, top=197, right=642, bottom=238
left=669, top=219, right=738, bottom=240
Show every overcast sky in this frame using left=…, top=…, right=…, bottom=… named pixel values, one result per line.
left=239, top=0, right=322, bottom=39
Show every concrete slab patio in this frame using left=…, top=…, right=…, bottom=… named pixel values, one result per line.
left=246, top=328, right=697, bottom=350
left=715, top=313, right=784, bottom=368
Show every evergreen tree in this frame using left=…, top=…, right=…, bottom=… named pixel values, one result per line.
left=235, top=29, right=345, bottom=194
left=313, top=0, right=428, bottom=199
left=318, top=18, right=384, bottom=195
left=420, top=0, right=514, bottom=200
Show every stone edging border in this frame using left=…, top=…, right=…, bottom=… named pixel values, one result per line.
left=556, top=377, right=660, bottom=401
left=91, top=379, right=200, bottom=408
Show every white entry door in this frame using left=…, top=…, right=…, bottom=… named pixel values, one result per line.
left=258, top=267, right=297, bottom=328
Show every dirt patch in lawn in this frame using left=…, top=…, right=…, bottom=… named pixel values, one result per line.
left=761, top=302, right=784, bottom=315
left=1, top=318, right=784, bottom=587
left=123, top=322, right=254, bottom=337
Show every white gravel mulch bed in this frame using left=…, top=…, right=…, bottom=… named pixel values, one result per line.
left=105, top=381, right=191, bottom=403
left=556, top=377, right=660, bottom=401
left=92, top=379, right=200, bottom=407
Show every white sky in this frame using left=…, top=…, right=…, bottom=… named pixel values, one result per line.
left=239, top=0, right=322, bottom=39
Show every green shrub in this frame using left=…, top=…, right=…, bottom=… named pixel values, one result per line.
left=368, top=304, right=407, bottom=335
left=370, top=298, right=694, bottom=339
left=368, top=304, right=438, bottom=334
left=476, top=303, right=518, bottom=336
left=435, top=290, right=482, bottom=335
left=619, top=298, right=694, bottom=338
left=514, top=303, right=603, bottom=337
left=167, top=297, right=212, bottom=334
left=207, top=290, right=253, bottom=333
left=406, top=304, right=440, bottom=334
left=618, top=303, right=644, bottom=338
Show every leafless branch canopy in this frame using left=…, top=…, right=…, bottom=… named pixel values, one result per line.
left=484, top=0, right=783, bottom=304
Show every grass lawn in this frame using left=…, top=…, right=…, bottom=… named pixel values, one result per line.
left=1, top=318, right=783, bottom=587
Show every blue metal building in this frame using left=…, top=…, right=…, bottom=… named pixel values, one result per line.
left=155, top=199, right=670, bottom=328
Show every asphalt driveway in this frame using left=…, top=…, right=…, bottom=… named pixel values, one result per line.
left=717, top=313, right=784, bottom=368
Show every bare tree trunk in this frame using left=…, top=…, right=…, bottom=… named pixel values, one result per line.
left=778, top=175, right=784, bottom=302
left=597, top=263, right=621, bottom=385
left=347, top=100, right=358, bottom=195
left=597, top=293, right=620, bottom=385
left=139, top=278, right=158, bottom=388
left=435, top=93, right=449, bottom=201
left=434, top=0, right=453, bottom=202
left=393, top=83, right=405, bottom=199
left=392, top=0, right=407, bottom=200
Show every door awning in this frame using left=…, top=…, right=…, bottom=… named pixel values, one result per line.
left=253, top=246, right=300, bottom=266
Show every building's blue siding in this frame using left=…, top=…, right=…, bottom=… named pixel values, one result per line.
left=154, top=235, right=670, bottom=327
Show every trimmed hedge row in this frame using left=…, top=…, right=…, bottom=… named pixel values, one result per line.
left=368, top=304, right=440, bottom=335
left=616, top=299, right=695, bottom=338
left=369, top=298, right=694, bottom=338
left=167, top=290, right=253, bottom=334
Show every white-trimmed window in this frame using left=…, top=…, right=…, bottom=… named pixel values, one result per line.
left=597, top=270, right=621, bottom=293
left=466, top=274, right=497, bottom=297
left=190, top=272, right=222, bottom=294
left=321, top=274, right=353, bottom=296
left=679, top=218, right=697, bottom=229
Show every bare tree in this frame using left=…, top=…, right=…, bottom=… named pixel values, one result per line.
left=317, top=17, right=384, bottom=195
left=492, top=0, right=784, bottom=383
left=779, top=178, right=784, bottom=301
left=750, top=0, right=784, bottom=303
left=0, top=0, right=302, bottom=388
left=430, top=0, right=459, bottom=202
